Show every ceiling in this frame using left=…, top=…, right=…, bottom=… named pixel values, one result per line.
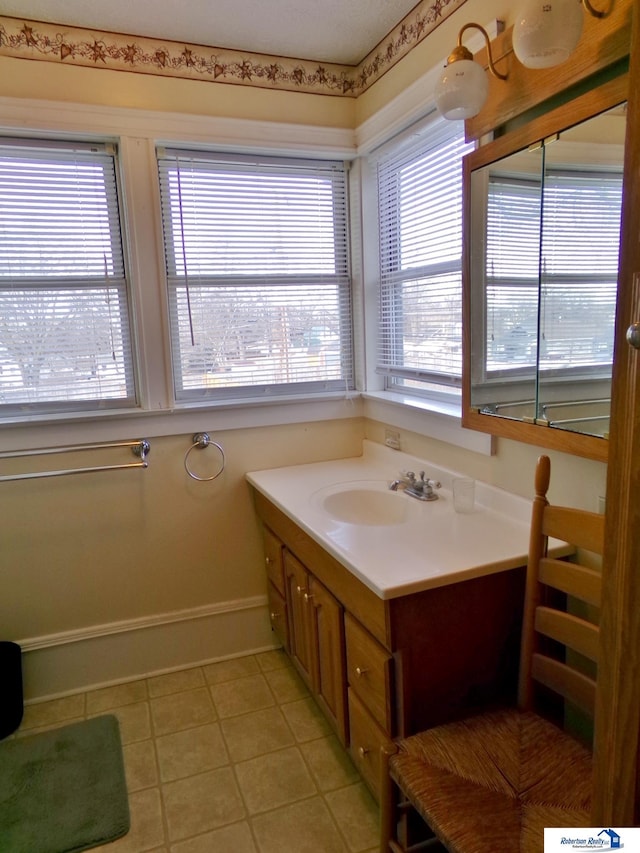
left=1, top=0, right=424, bottom=66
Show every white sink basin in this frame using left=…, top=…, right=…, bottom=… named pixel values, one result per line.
left=313, top=481, right=415, bottom=526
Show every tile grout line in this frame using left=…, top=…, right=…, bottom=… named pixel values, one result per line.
left=144, top=672, right=172, bottom=852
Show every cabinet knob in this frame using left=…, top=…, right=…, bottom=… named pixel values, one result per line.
left=355, top=666, right=368, bottom=677
left=270, top=611, right=280, bottom=620
left=627, top=322, right=640, bottom=350
left=296, top=585, right=303, bottom=596
left=358, top=746, right=369, bottom=759
left=303, top=592, right=314, bottom=603
left=265, top=556, right=272, bottom=566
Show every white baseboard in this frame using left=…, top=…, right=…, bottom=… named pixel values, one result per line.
left=17, top=596, right=276, bottom=702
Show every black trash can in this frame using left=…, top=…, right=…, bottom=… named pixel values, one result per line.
left=0, top=641, right=23, bottom=739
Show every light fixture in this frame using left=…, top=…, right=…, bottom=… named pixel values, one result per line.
left=435, top=23, right=508, bottom=121
left=513, top=0, right=605, bottom=70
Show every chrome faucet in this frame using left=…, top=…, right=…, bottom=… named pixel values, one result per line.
left=389, top=471, right=414, bottom=491
left=389, top=471, right=441, bottom=501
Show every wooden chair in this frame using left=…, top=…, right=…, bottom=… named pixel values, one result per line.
left=380, top=455, right=605, bottom=853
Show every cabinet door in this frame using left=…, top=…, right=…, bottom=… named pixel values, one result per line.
left=308, top=575, right=348, bottom=745
left=263, top=526, right=285, bottom=597
left=267, top=581, right=289, bottom=652
left=283, top=549, right=313, bottom=686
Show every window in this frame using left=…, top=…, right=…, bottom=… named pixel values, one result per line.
left=157, top=149, right=353, bottom=402
left=0, top=139, right=135, bottom=415
left=376, top=114, right=474, bottom=400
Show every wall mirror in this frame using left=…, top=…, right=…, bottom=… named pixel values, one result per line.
left=462, top=75, right=628, bottom=462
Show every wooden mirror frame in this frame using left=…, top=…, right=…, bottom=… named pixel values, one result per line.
left=462, top=73, right=628, bottom=463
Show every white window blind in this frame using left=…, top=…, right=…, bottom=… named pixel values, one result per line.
left=485, top=176, right=542, bottom=371
left=0, top=138, right=135, bottom=415
left=485, top=168, right=622, bottom=373
left=157, top=149, right=353, bottom=401
left=377, top=115, right=474, bottom=394
left=540, top=171, right=621, bottom=367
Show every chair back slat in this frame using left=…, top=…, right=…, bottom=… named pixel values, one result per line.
left=538, top=558, right=602, bottom=608
left=535, top=607, right=600, bottom=663
left=542, top=506, right=605, bottom=555
left=531, top=653, right=597, bottom=717
left=519, top=456, right=604, bottom=719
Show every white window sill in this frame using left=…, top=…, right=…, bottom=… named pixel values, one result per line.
left=361, top=390, right=494, bottom=456
left=0, top=392, right=363, bottom=452
left=0, top=390, right=493, bottom=457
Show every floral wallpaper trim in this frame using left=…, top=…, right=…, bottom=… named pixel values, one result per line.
left=0, top=0, right=467, bottom=97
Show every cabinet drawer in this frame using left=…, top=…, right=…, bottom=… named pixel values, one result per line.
left=348, top=688, right=390, bottom=801
left=263, top=526, right=285, bottom=596
left=267, top=581, right=289, bottom=652
left=345, top=613, right=393, bottom=732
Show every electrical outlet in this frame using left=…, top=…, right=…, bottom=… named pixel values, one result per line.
left=385, top=429, right=401, bottom=450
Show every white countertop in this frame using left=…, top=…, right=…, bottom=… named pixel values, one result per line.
left=247, top=440, right=540, bottom=601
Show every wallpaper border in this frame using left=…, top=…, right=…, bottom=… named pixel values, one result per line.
left=0, top=0, right=467, bottom=97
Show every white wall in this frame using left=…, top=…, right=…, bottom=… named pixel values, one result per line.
left=4, top=416, right=364, bottom=700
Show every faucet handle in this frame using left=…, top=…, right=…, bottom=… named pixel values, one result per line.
left=421, top=478, right=441, bottom=500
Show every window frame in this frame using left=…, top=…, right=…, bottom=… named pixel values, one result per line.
left=156, top=147, right=354, bottom=404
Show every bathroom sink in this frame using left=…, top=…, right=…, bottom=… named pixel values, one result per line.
left=313, top=482, right=415, bottom=526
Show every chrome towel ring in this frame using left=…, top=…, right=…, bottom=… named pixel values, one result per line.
left=184, top=433, right=225, bottom=482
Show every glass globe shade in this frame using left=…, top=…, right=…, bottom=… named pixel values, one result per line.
left=513, top=0, right=584, bottom=69
left=434, top=59, right=489, bottom=120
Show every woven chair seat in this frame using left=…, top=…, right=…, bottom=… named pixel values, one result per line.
left=389, top=707, right=592, bottom=853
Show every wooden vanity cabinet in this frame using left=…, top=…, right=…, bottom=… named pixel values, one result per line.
left=254, top=490, right=525, bottom=800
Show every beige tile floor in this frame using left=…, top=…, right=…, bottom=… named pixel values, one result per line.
left=15, top=650, right=380, bottom=853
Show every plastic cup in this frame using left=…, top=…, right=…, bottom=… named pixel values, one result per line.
left=453, top=477, right=475, bottom=513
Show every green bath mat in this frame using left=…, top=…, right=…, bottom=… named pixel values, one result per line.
left=0, top=714, right=130, bottom=853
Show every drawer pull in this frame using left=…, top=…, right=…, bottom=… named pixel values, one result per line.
left=355, top=666, right=368, bottom=677
left=358, top=746, right=369, bottom=759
